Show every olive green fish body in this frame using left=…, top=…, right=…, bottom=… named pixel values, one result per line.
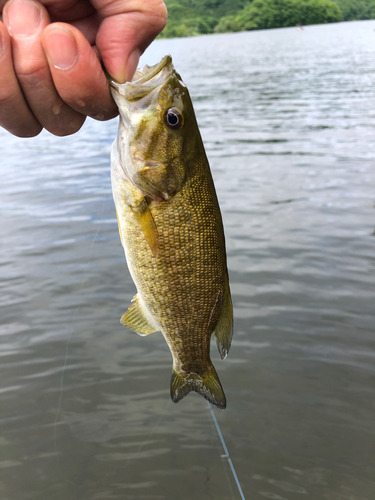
left=110, top=56, right=233, bottom=409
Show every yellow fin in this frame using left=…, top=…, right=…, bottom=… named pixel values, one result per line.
left=121, top=294, right=158, bottom=336
left=214, top=284, right=233, bottom=360
left=131, top=199, right=159, bottom=258
left=170, top=363, right=226, bottom=409
left=115, top=209, right=124, bottom=246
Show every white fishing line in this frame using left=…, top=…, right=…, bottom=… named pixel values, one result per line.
left=206, top=403, right=235, bottom=499
left=53, top=191, right=107, bottom=483
left=207, top=402, right=246, bottom=500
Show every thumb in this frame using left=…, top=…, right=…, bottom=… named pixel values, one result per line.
left=95, top=1, right=167, bottom=83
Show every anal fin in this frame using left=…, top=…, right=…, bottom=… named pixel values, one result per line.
left=121, top=294, right=158, bottom=336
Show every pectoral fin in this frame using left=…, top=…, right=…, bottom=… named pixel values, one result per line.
left=122, top=181, right=159, bottom=258
left=121, top=294, right=158, bottom=336
left=214, top=284, right=233, bottom=360
left=131, top=198, right=159, bottom=258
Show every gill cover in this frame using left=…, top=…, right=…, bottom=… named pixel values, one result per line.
left=108, top=55, right=190, bottom=201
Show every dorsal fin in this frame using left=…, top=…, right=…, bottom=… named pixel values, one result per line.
left=121, top=294, right=159, bottom=336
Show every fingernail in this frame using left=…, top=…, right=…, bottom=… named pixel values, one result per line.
left=5, top=0, right=41, bottom=37
left=44, top=26, right=78, bottom=70
left=125, top=49, right=141, bottom=82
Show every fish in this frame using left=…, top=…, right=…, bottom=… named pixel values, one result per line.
left=108, top=55, right=233, bottom=409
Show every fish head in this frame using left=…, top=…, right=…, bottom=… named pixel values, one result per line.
left=107, top=55, right=200, bottom=200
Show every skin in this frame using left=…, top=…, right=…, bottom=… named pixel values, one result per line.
left=0, top=0, right=167, bottom=137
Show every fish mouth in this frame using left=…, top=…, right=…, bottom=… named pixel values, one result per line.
left=130, top=55, right=172, bottom=85
left=105, top=55, right=175, bottom=103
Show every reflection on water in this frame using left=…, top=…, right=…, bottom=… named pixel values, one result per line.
left=1, top=21, right=375, bottom=500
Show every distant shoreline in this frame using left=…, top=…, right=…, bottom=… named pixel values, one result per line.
left=160, top=0, right=375, bottom=39
left=157, top=19, right=375, bottom=40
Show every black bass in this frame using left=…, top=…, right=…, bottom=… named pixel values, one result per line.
left=108, top=55, right=233, bottom=409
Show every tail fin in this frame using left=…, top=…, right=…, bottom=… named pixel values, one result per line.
left=170, top=363, right=226, bottom=409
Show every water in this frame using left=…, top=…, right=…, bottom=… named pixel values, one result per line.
left=1, top=20, right=374, bottom=500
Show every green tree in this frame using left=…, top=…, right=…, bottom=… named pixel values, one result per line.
left=214, top=15, right=244, bottom=32
left=234, top=0, right=342, bottom=31
left=160, top=0, right=375, bottom=38
left=332, top=0, right=375, bottom=20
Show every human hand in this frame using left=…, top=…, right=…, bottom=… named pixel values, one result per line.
left=0, top=0, right=167, bottom=137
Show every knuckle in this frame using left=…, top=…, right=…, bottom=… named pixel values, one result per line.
left=0, top=88, right=18, bottom=106
left=15, top=64, right=49, bottom=89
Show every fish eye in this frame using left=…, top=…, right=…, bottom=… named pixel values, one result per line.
left=164, top=108, right=184, bottom=130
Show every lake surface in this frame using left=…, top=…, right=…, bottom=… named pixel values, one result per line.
left=1, top=20, right=375, bottom=500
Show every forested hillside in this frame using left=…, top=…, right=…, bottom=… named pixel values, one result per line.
left=334, top=0, right=375, bottom=20
left=159, top=0, right=375, bottom=37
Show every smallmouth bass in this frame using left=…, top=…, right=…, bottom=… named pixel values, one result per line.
left=108, top=55, right=233, bottom=409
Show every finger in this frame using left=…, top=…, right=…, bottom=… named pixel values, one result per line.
left=41, top=0, right=95, bottom=23
left=94, top=0, right=168, bottom=82
left=3, top=0, right=86, bottom=136
left=42, top=23, right=118, bottom=121
left=0, top=21, right=42, bottom=136
left=69, top=12, right=102, bottom=46
left=1, top=0, right=96, bottom=21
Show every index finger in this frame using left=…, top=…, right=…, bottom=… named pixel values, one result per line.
left=42, top=22, right=118, bottom=121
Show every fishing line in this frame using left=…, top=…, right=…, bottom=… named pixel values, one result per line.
left=206, top=403, right=235, bottom=500
left=53, top=190, right=107, bottom=483
left=207, top=402, right=246, bottom=500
